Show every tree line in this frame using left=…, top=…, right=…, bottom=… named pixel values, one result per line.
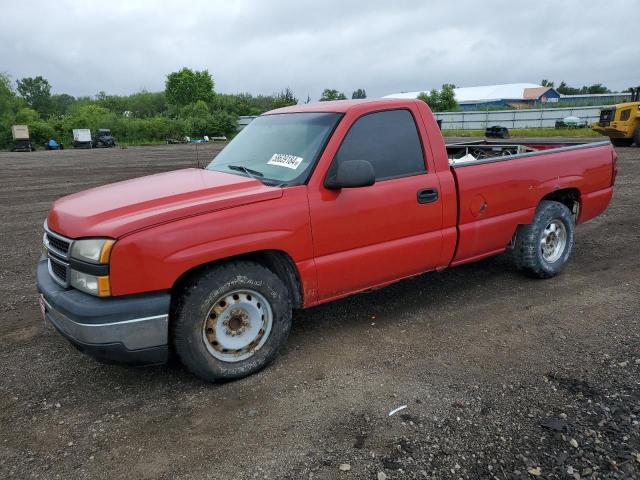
left=540, top=79, right=617, bottom=95
left=0, top=68, right=372, bottom=149
left=2, top=68, right=624, bottom=149
left=0, top=70, right=323, bottom=148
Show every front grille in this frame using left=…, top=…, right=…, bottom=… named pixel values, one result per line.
left=49, top=256, right=68, bottom=284
left=46, top=233, right=70, bottom=255
left=599, top=108, right=615, bottom=126
left=43, top=223, right=73, bottom=287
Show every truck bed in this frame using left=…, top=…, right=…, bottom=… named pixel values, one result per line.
left=446, top=139, right=610, bottom=166
left=446, top=140, right=614, bottom=266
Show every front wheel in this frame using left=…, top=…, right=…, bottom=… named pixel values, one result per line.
left=512, top=200, right=575, bottom=278
left=172, top=261, right=292, bottom=382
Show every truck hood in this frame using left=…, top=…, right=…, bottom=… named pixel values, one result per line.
left=47, top=168, right=283, bottom=238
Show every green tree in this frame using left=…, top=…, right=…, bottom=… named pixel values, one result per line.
left=14, top=107, right=41, bottom=124
left=180, top=100, right=237, bottom=138
left=583, top=83, right=610, bottom=94
left=12, top=107, right=55, bottom=145
left=95, top=91, right=128, bottom=115
left=351, top=88, right=367, bottom=99
left=61, top=104, right=119, bottom=141
left=272, top=88, right=298, bottom=108
left=417, top=84, right=458, bottom=112
left=211, top=93, right=258, bottom=116
left=541, top=79, right=554, bottom=88
left=50, top=94, right=76, bottom=116
left=0, top=73, right=21, bottom=113
left=210, top=110, right=238, bottom=137
left=0, top=73, right=23, bottom=148
left=552, top=81, right=611, bottom=95
left=556, top=81, right=576, bottom=95
left=127, top=91, right=166, bottom=118
left=16, top=76, right=52, bottom=115
left=319, top=89, right=347, bottom=101
left=165, top=68, right=215, bottom=107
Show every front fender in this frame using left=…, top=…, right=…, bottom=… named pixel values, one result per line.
left=108, top=187, right=315, bottom=297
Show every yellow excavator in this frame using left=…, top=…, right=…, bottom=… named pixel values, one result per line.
left=592, top=87, right=640, bottom=146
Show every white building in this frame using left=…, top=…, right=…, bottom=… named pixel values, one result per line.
left=383, top=83, right=560, bottom=110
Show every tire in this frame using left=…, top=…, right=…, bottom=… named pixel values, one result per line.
left=512, top=200, right=575, bottom=279
left=633, top=126, right=640, bottom=147
left=172, top=261, right=292, bottom=382
left=611, top=138, right=633, bottom=147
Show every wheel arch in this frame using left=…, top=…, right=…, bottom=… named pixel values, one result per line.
left=508, top=187, right=581, bottom=249
left=539, top=187, right=581, bottom=217
left=170, top=249, right=304, bottom=310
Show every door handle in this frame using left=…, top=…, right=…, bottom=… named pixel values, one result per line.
left=417, top=188, right=439, bottom=204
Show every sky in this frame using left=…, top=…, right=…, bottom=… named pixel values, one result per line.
left=1, top=0, right=639, bottom=100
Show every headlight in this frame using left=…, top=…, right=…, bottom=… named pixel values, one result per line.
left=69, top=270, right=111, bottom=297
left=69, top=238, right=114, bottom=297
left=70, top=239, right=115, bottom=264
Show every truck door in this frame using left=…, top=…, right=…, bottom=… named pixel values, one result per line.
left=307, top=108, right=443, bottom=300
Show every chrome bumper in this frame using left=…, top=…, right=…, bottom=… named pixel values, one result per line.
left=41, top=294, right=168, bottom=351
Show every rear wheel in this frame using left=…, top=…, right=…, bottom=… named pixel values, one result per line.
left=611, top=138, right=633, bottom=147
left=172, top=261, right=292, bottom=382
left=512, top=200, right=575, bottom=279
left=633, top=126, right=640, bottom=147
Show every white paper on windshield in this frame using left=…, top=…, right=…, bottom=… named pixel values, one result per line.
left=267, top=153, right=304, bottom=169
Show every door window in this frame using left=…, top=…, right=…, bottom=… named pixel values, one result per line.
left=619, top=108, right=631, bottom=121
left=330, top=109, right=426, bottom=181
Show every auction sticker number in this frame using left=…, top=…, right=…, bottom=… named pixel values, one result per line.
left=267, top=153, right=303, bottom=170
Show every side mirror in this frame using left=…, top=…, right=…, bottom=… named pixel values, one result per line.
left=325, top=160, right=375, bottom=189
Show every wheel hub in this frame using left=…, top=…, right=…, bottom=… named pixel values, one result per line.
left=540, top=220, right=567, bottom=263
left=202, top=289, right=273, bottom=362
left=223, top=309, right=250, bottom=336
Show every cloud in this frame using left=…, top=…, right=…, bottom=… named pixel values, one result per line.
left=1, top=0, right=638, bottom=100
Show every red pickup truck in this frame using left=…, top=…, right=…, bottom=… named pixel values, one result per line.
left=37, top=99, right=616, bottom=382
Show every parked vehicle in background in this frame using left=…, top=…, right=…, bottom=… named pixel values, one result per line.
left=485, top=125, right=510, bottom=138
left=72, top=129, right=92, bottom=149
left=45, top=139, right=64, bottom=150
left=38, top=99, right=616, bottom=383
left=556, top=116, right=588, bottom=129
left=166, top=135, right=227, bottom=144
left=188, top=135, right=210, bottom=143
left=11, top=125, right=36, bottom=152
left=592, top=87, right=640, bottom=146
left=93, top=129, right=116, bottom=148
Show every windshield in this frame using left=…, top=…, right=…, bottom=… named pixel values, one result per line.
left=207, top=112, right=342, bottom=185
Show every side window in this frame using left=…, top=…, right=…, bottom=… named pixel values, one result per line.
left=620, top=108, right=631, bottom=121
left=331, top=109, right=426, bottom=181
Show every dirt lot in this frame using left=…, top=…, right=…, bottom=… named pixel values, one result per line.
left=0, top=141, right=638, bottom=480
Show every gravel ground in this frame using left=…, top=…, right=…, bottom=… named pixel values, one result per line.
left=0, top=140, right=638, bottom=480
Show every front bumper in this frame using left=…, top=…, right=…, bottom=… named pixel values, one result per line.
left=591, top=125, right=631, bottom=139
left=37, top=258, right=171, bottom=365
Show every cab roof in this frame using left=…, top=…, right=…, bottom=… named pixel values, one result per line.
left=266, top=98, right=418, bottom=115
left=615, top=101, right=640, bottom=108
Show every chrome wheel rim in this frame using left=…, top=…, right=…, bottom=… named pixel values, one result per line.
left=202, top=289, right=273, bottom=362
left=540, top=220, right=567, bottom=263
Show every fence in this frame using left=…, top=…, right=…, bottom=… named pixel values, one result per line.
left=434, top=105, right=604, bottom=130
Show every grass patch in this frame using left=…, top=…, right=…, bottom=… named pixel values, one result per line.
left=442, top=127, right=603, bottom=138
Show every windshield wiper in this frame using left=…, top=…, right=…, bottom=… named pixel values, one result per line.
left=227, top=164, right=264, bottom=179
